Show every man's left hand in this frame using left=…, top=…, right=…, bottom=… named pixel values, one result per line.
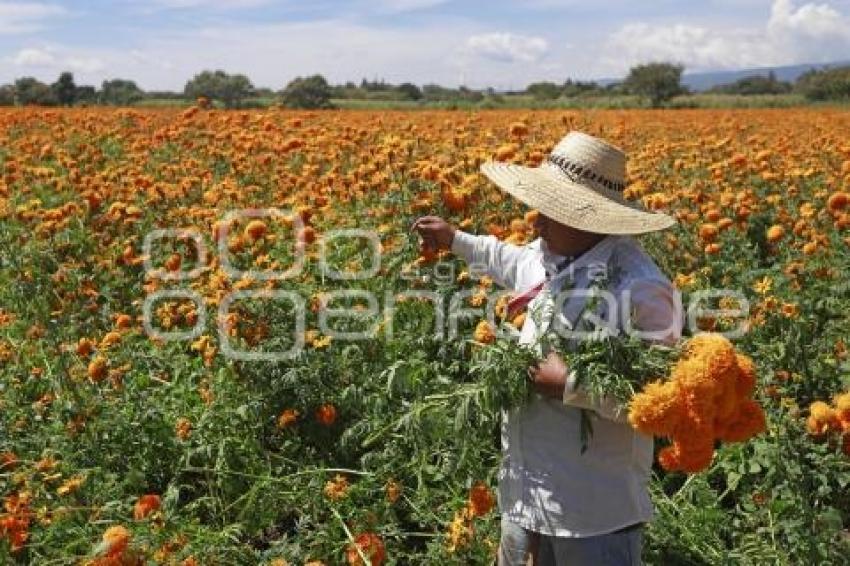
left=528, top=351, right=568, bottom=399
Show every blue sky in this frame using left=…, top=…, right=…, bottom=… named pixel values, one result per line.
left=1, top=0, right=849, bottom=90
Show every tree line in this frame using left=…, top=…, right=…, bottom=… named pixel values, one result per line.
left=1, top=63, right=849, bottom=109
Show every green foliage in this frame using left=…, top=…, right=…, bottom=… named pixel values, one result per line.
left=100, top=79, right=144, bottom=106
left=396, top=82, right=423, bottom=101
left=0, top=85, right=14, bottom=106
left=796, top=66, right=850, bottom=101
left=52, top=71, right=77, bottom=106
left=74, top=85, right=98, bottom=105
left=13, top=77, right=57, bottom=106
left=711, top=71, right=793, bottom=95
left=184, top=69, right=255, bottom=108
left=280, top=75, right=334, bottom=109
left=526, top=81, right=561, bottom=100
left=624, top=62, right=686, bottom=107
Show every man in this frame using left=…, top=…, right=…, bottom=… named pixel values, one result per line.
left=412, top=131, right=682, bottom=565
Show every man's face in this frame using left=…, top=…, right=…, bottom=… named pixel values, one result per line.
left=532, top=212, right=603, bottom=257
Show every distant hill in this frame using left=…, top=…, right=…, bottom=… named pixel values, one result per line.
left=596, top=61, right=850, bottom=92
left=683, top=61, right=850, bottom=91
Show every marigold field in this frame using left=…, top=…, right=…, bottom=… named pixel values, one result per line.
left=1, top=106, right=850, bottom=564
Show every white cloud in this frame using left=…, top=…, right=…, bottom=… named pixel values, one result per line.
left=465, top=32, right=549, bottom=63
left=603, top=0, right=850, bottom=74
left=0, top=19, right=567, bottom=91
left=4, top=45, right=105, bottom=82
left=769, top=0, right=850, bottom=37
left=66, top=55, right=105, bottom=73
left=11, top=46, right=55, bottom=65
left=0, top=1, right=66, bottom=34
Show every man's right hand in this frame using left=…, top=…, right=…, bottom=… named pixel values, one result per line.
left=410, top=216, right=457, bottom=251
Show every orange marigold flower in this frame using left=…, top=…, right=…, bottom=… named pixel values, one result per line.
left=509, top=122, right=529, bottom=138
left=658, top=438, right=714, bottom=473
left=323, top=474, right=349, bottom=501
left=628, top=380, right=683, bottom=436
left=277, top=408, right=299, bottom=429
left=315, top=403, right=337, bottom=426
left=766, top=224, right=785, bottom=243
left=0, top=451, right=18, bottom=470
left=827, top=191, right=849, bottom=213
left=806, top=401, right=840, bottom=437
left=473, top=320, right=495, bottom=344
left=467, top=482, right=495, bottom=517
left=115, top=313, right=133, bottom=329
left=164, top=253, right=182, bottom=272
left=704, top=242, right=721, bottom=255
left=76, top=337, right=95, bottom=356
left=87, top=355, right=108, bottom=383
left=698, top=223, right=719, bottom=243
left=718, top=399, right=766, bottom=442
left=133, top=494, right=161, bottom=520
left=175, top=417, right=192, bottom=440
left=101, top=525, right=131, bottom=558
left=346, top=532, right=386, bottom=566
left=244, top=219, right=268, bottom=241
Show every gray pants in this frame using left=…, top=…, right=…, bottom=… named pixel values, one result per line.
left=498, top=517, right=643, bottom=566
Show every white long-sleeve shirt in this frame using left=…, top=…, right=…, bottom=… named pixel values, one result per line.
left=451, top=231, right=682, bottom=537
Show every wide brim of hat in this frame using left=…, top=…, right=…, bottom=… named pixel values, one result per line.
left=480, top=161, right=676, bottom=235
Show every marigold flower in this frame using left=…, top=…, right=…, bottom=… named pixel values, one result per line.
left=133, top=494, right=161, bottom=520
left=244, top=219, right=268, bottom=241
left=467, top=482, right=495, bottom=517
left=76, top=337, right=95, bottom=356
left=827, top=191, right=849, bottom=213
left=765, top=224, right=785, bottom=243
left=628, top=380, right=683, bottom=436
left=346, top=532, right=386, bottom=566
left=323, top=474, right=349, bottom=500
left=315, top=403, right=337, bottom=426
left=175, top=417, right=192, bottom=440
left=473, top=320, right=495, bottom=344
left=718, top=399, right=766, bottom=442
left=277, top=409, right=299, bottom=429
left=446, top=508, right=474, bottom=553
left=698, top=223, right=719, bottom=243
left=101, top=525, right=131, bottom=558
left=87, top=355, right=108, bottom=383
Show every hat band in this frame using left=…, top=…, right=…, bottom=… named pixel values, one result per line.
left=546, top=154, right=625, bottom=193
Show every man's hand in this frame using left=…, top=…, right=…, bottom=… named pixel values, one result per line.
left=410, top=216, right=456, bottom=251
left=528, top=351, right=568, bottom=399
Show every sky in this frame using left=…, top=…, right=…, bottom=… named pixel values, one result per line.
left=0, top=0, right=849, bottom=91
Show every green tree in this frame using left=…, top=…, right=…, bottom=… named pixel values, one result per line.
left=526, top=81, right=561, bottom=100
left=74, top=85, right=98, bottom=105
left=280, top=75, right=333, bottom=109
left=52, top=71, right=77, bottom=106
left=397, top=82, right=422, bottom=101
left=184, top=70, right=255, bottom=108
left=0, top=85, right=14, bottom=106
left=712, top=71, right=792, bottom=95
left=100, top=79, right=144, bottom=106
left=14, top=77, right=57, bottom=106
left=795, top=65, right=850, bottom=101
left=623, top=62, right=685, bottom=107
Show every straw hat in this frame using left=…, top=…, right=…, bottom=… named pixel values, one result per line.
left=480, top=131, right=675, bottom=235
